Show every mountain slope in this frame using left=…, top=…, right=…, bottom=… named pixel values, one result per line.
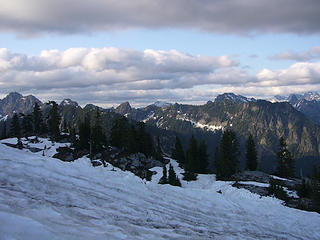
left=1, top=141, right=320, bottom=239
left=0, top=92, right=42, bottom=117
left=118, top=99, right=320, bottom=174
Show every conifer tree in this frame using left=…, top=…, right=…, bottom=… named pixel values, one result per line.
left=111, top=117, right=130, bottom=150
left=197, top=140, right=209, bottom=173
left=168, top=164, right=182, bottom=187
left=245, top=133, right=258, bottom=171
left=127, top=125, right=137, bottom=154
left=215, top=129, right=239, bottom=180
left=47, top=101, right=61, bottom=140
left=155, top=136, right=164, bottom=162
left=32, top=102, right=42, bottom=138
left=158, top=165, right=168, bottom=184
left=10, top=113, right=22, bottom=148
left=276, top=137, right=295, bottom=178
left=136, top=122, right=154, bottom=157
left=183, top=135, right=198, bottom=181
left=171, top=136, right=185, bottom=167
left=10, top=113, right=21, bottom=138
left=91, top=107, right=105, bottom=153
left=21, top=114, right=33, bottom=140
left=0, top=122, right=7, bottom=140
left=78, top=113, right=91, bottom=149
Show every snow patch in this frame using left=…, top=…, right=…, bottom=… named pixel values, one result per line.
left=177, top=116, right=223, bottom=132
left=0, top=115, right=8, bottom=122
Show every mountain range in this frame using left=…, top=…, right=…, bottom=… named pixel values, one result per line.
left=1, top=91, right=320, bottom=175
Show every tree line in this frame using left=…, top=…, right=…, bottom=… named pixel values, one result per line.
left=169, top=129, right=295, bottom=181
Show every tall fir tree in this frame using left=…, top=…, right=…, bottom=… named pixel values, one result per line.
left=78, top=113, right=91, bottom=149
left=168, top=164, right=182, bottom=187
left=276, top=137, right=295, bottom=178
left=197, top=140, right=209, bottom=173
left=183, top=135, right=198, bottom=181
left=215, top=129, right=239, bottom=180
left=10, top=113, right=22, bottom=148
left=21, top=114, right=33, bottom=140
left=158, top=165, right=168, bottom=184
left=10, top=113, right=21, bottom=138
left=90, top=107, right=105, bottom=154
left=136, top=122, right=154, bottom=157
left=171, top=136, right=185, bottom=167
left=155, top=136, right=164, bottom=162
left=47, top=101, right=61, bottom=140
left=1, top=122, right=7, bottom=140
left=245, top=133, right=258, bottom=171
left=32, top=102, right=42, bottom=138
left=111, top=117, right=130, bottom=150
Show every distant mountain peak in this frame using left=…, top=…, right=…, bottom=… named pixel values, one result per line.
left=7, top=92, right=23, bottom=98
left=60, top=98, right=79, bottom=107
left=215, top=93, right=256, bottom=103
left=0, top=92, right=42, bottom=117
left=115, top=101, right=132, bottom=115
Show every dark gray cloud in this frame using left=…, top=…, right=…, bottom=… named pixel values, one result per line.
left=1, top=0, right=320, bottom=36
left=270, top=46, right=320, bottom=61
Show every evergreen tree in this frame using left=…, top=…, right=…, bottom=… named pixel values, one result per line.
left=183, top=135, right=198, bottom=181
left=10, top=113, right=22, bottom=148
left=158, top=165, right=168, bottom=184
left=10, top=113, right=21, bottom=138
left=245, top=133, right=258, bottom=171
left=21, top=114, right=33, bottom=139
left=197, top=140, right=209, bottom=173
left=185, top=135, right=198, bottom=172
left=47, top=101, right=61, bottom=140
left=171, top=136, right=185, bottom=167
left=127, top=125, right=137, bottom=154
left=91, top=107, right=105, bottom=154
left=276, top=137, right=295, bottom=178
left=111, top=117, right=130, bottom=150
left=0, top=122, right=7, bottom=140
left=155, top=136, right=164, bottom=162
left=32, top=102, right=43, bottom=138
left=78, top=113, right=91, bottom=149
left=168, top=164, right=182, bottom=187
left=215, top=129, right=239, bottom=180
left=136, top=122, right=154, bottom=157
left=69, top=126, right=77, bottom=147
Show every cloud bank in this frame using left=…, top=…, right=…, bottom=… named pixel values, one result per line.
left=270, top=46, right=320, bottom=61
left=1, top=0, right=320, bottom=36
left=1, top=47, right=320, bottom=106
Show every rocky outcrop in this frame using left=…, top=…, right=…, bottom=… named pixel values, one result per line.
left=102, top=147, right=169, bottom=179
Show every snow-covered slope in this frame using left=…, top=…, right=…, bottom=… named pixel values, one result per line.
left=0, top=141, right=320, bottom=240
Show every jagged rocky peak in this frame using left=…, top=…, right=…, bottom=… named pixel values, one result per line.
left=0, top=92, right=42, bottom=117
left=303, top=92, right=320, bottom=101
left=287, top=94, right=303, bottom=105
left=115, top=101, right=132, bottom=115
left=60, top=98, right=79, bottom=107
left=214, top=93, right=256, bottom=103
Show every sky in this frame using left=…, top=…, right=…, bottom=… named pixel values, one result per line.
left=0, top=0, right=320, bottom=107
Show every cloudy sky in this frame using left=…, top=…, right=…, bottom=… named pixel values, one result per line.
left=0, top=0, right=320, bottom=107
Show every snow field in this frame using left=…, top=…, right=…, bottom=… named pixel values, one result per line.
left=0, top=139, right=320, bottom=239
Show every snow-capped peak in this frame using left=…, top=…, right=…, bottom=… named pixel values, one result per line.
left=215, top=93, right=256, bottom=103
left=60, top=98, right=79, bottom=107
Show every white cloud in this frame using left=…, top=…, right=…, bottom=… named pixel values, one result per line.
left=1, top=47, right=320, bottom=106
